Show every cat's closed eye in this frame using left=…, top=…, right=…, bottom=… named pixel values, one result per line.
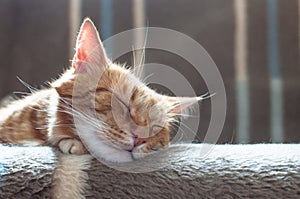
left=0, top=18, right=207, bottom=163
left=151, top=125, right=163, bottom=136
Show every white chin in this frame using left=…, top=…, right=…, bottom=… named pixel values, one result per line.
left=84, top=138, right=134, bottom=163
left=103, top=149, right=134, bottom=163
left=76, top=125, right=134, bottom=162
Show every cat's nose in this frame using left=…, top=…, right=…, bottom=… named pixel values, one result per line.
left=132, top=135, right=146, bottom=147
left=132, top=134, right=138, bottom=139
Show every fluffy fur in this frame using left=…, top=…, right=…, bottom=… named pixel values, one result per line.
left=0, top=18, right=205, bottom=162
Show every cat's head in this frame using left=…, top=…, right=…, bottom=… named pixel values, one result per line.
left=52, top=18, right=206, bottom=159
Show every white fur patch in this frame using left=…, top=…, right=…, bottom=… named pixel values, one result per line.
left=74, top=118, right=134, bottom=163
left=84, top=137, right=133, bottom=163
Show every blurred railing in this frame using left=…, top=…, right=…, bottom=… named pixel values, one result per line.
left=0, top=0, right=299, bottom=143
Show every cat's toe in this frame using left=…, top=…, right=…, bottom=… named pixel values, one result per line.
left=132, top=143, right=152, bottom=160
left=58, top=138, right=86, bottom=154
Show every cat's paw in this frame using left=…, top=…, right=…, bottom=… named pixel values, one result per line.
left=58, top=138, right=87, bottom=154
left=132, top=143, right=153, bottom=160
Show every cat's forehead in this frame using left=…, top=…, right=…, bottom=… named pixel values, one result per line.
left=101, top=64, right=152, bottom=96
left=101, top=64, right=137, bottom=85
left=97, top=63, right=171, bottom=115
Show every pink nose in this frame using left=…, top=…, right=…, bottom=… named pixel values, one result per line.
left=133, top=136, right=146, bottom=147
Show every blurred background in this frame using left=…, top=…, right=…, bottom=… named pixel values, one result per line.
left=0, top=0, right=299, bottom=144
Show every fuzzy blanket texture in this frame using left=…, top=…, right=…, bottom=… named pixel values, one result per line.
left=0, top=144, right=299, bottom=199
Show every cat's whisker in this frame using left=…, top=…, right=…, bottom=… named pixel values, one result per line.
left=55, top=109, right=107, bottom=134
left=16, top=76, right=38, bottom=93
left=178, top=130, right=185, bottom=143
left=43, top=81, right=51, bottom=87
left=42, top=123, right=75, bottom=128
left=58, top=108, right=99, bottom=128
left=139, top=25, right=149, bottom=68
left=141, top=73, right=154, bottom=85
left=0, top=18, right=210, bottom=163
left=13, top=91, right=32, bottom=96
left=57, top=103, right=110, bottom=133
left=132, top=45, right=136, bottom=68
left=57, top=102, right=132, bottom=149
left=169, top=123, right=186, bottom=142
left=170, top=119, right=202, bottom=142
left=177, top=121, right=202, bottom=141
left=171, top=113, right=200, bottom=118
left=58, top=97, right=72, bottom=104
left=28, top=106, right=48, bottom=113
left=131, top=25, right=148, bottom=78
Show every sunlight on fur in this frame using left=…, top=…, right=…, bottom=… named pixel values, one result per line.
left=0, top=18, right=210, bottom=162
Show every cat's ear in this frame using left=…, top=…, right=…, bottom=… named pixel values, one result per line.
left=168, top=93, right=214, bottom=114
left=72, top=18, right=109, bottom=73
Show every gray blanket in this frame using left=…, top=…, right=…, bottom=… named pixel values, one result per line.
left=0, top=144, right=299, bottom=198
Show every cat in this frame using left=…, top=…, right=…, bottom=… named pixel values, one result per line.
left=0, top=18, right=207, bottom=162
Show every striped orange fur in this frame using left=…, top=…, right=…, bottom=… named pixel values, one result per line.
left=0, top=18, right=203, bottom=162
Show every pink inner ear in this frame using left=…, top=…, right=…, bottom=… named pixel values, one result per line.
left=77, top=47, right=86, bottom=60
left=74, top=48, right=87, bottom=73
left=72, top=18, right=108, bottom=73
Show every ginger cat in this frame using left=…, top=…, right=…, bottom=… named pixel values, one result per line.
left=0, top=18, right=206, bottom=162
